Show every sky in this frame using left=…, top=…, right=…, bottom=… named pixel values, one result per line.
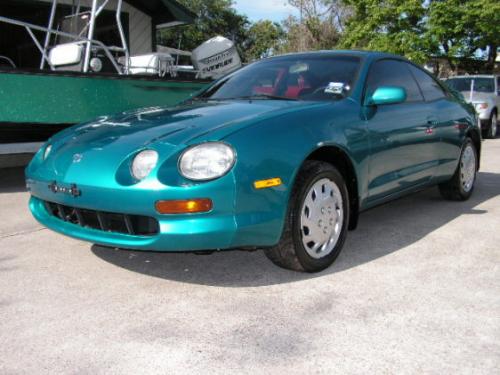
left=232, top=0, right=299, bottom=22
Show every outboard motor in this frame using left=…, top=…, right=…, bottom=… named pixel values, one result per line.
left=191, top=36, right=242, bottom=79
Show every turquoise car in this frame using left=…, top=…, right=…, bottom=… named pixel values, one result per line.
left=26, top=51, right=481, bottom=272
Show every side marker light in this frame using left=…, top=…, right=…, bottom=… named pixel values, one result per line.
left=254, top=178, right=282, bottom=189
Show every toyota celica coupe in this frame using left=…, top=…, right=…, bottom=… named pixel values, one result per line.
left=26, top=51, right=481, bottom=272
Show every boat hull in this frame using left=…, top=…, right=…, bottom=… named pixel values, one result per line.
left=0, top=69, right=210, bottom=143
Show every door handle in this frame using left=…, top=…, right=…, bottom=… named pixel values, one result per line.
left=416, top=126, right=435, bottom=134
left=426, top=116, right=438, bottom=127
left=421, top=116, right=438, bottom=135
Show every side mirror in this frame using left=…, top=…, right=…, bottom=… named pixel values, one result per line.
left=366, top=86, right=407, bottom=106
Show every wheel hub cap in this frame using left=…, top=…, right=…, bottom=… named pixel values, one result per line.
left=460, top=145, right=476, bottom=193
left=300, top=178, right=344, bottom=259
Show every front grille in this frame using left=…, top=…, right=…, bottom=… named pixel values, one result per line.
left=43, top=200, right=159, bottom=236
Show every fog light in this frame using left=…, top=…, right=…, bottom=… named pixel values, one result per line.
left=155, top=198, right=213, bottom=214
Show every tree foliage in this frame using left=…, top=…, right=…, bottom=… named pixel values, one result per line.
left=156, top=0, right=499, bottom=72
left=157, top=0, right=249, bottom=55
left=426, top=0, right=500, bottom=70
left=339, top=0, right=428, bottom=63
left=279, top=0, right=347, bottom=53
left=340, top=0, right=500, bottom=69
left=244, top=20, right=285, bottom=61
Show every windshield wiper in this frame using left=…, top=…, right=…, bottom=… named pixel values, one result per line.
left=188, top=96, right=210, bottom=102
left=189, top=94, right=299, bottom=102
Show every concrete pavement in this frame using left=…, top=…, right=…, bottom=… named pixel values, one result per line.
left=1, top=140, right=499, bottom=374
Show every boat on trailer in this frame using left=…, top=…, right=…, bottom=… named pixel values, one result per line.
left=0, top=0, right=242, bottom=166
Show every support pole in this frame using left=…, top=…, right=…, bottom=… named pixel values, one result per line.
left=27, top=27, right=55, bottom=70
left=40, top=0, right=58, bottom=70
left=115, top=0, right=129, bottom=74
left=83, top=0, right=98, bottom=73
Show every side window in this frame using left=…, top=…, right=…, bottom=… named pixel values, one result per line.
left=497, top=76, right=500, bottom=95
left=408, top=65, right=446, bottom=101
left=365, top=59, right=423, bottom=103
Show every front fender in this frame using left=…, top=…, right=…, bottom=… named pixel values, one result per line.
left=223, top=100, right=368, bottom=246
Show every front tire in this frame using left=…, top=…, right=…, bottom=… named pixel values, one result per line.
left=264, top=161, right=350, bottom=272
left=439, top=138, right=477, bottom=201
left=485, top=111, right=497, bottom=139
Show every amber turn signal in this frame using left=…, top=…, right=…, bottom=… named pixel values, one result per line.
left=155, top=198, right=213, bottom=214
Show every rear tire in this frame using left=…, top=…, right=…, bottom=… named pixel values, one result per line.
left=264, top=161, right=350, bottom=272
left=439, top=138, right=477, bottom=201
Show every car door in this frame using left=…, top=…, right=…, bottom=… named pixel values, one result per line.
left=364, top=59, right=439, bottom=203
left=407, top=63, right=464, bottom=180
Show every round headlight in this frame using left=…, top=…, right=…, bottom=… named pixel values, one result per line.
left=43, top=144, right=52, bottom=160
left=131, top=150, right=159, bottom=181
left=179, top=142, right=235, bottom=181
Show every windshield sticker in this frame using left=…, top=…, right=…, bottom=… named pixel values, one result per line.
left=325, top=82, right=346, bottom=94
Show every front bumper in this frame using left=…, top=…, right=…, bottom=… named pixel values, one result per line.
left=29, top=196, right=238, bottom=251
left=26, top=175, right=284, bottom=251
left=474, top=106, right=491, bottom=121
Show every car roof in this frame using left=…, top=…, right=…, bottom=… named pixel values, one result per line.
left=267, top=49, right=407, bottom=61
left=448, top=75, right=497, bottom=79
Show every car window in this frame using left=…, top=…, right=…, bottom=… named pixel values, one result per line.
left=408, top=65, right=447, bottom=101
left=473, top=78, right=494, bottom=92
left=200, top=55, right=361, bottom=101
left=365, top=59, right=423, bottom=103
left=446, top=77, right=494, bottom=94
left=497, top=77, right=500, bottom=95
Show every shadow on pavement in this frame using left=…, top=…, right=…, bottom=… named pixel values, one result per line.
left=0, top=167, right=27, bottom=193
left=91, top=171, right=500, bottom=287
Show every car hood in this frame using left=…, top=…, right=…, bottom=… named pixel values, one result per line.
left=460, top=91, right=493, bottom=103
left=40, top=99, right=328, bottom=183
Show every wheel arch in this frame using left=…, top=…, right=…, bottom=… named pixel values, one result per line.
left=302, top=145, right=360, bottom=230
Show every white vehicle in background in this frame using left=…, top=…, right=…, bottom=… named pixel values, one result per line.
left=445, top=75, right=500, bottom=139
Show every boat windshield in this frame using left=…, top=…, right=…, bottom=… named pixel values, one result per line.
left=197, top=55, right=361, bottom=101
left=446, top=77, right=494, bottom=93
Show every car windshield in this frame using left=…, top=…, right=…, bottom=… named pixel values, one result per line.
left=446, top=77, right=494, bottom=93
left=197, top=55, right=361, bottom=101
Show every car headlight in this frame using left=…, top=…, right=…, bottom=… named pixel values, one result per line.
left=474, top=102, right=488, bottom=111
left=43, top=144, right=52, bottom=160
left=179, top=142, right=236, bottom=181
left=131, top=150, right=159, bottom=181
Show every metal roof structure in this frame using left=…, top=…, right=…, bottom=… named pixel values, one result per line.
left=125, top=0, right=196, bottom=28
